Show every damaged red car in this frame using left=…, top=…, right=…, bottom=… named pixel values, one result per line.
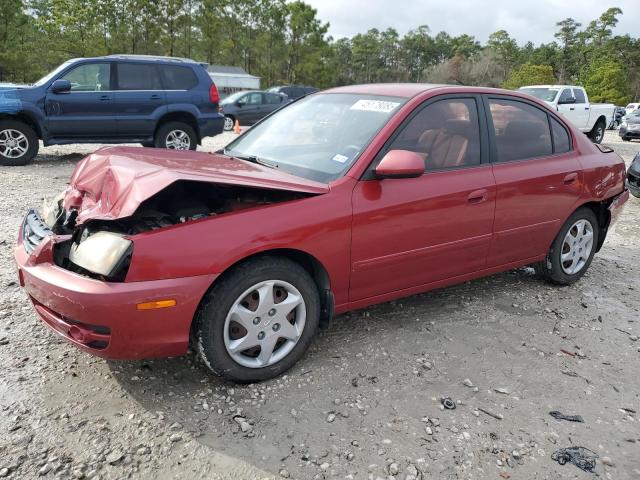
left=16, top=84, right=629, bottom=382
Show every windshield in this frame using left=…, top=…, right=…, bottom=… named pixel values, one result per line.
left=224, top=93, right=405, bottom=183
left=519, top=87, right=560, bottom=102
left=32, top=61, right=73, bottom=87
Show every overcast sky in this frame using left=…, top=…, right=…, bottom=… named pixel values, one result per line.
left=304, top=0, right=640, bottom=45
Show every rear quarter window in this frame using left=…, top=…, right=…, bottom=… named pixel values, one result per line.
left=550, top=116, right=571, bottom=154
left=160, top=65, right=198, bottom=90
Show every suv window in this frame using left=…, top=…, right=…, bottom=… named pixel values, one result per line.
left=62, top=63, right=111, bottom=91
left=160, top=65, right=198, bottom=90
left=387, top=98, right=481, bottom=170
left=266, top=93, right=284, bottom=104
left=488, top=98, right=552, bottom=162
left=550, top=116, right=571, bottom=153
left=573, top=88, right=586, bottom=103
left=117, top=63, right=162, bottom=90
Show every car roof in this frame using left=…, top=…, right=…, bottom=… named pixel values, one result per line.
left=323, top=83, right=543, bottom=99
left=68, top=55, right=205, bottom=66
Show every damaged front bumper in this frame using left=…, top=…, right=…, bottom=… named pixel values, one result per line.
left=15, top=210, right=216, bottom=360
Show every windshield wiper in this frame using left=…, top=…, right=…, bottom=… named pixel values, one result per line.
left=223, top=149, right=279, bottom=169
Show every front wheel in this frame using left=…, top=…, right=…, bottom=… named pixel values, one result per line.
left=0, top=120, right=39, bottom=166
left=194, top=257, right=320, bottom=383
left=154, top=121, right=197, bottom=151
left=589, top=120, right=606, bottom=144
left=535, top=208, right=599, bottom=285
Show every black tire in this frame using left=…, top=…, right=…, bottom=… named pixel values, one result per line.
left=0, top=119, right=39, bottom=166
left=622, top=136, right=630, bottom=142
left=589, top=120, right=606, bottom=144
left=535, top=207, right=599, bottom=285
left=223, top=115, right=235, bottom=132
left=140, top=141, right=154, bottom=148
left=194, top=256, right=320, bottom=383
left=154, top=121, right=197, bottom=151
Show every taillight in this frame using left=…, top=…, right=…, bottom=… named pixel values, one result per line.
left=209, top=84, right=220, bottom=103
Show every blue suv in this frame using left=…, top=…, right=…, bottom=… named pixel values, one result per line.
left=0, top=55, right=224, bottom=165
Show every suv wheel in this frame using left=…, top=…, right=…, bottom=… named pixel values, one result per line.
left=535, top=207, right=599, bottom=285
left=0, top=120, right=39, bottom=166
left=194, top=256, right=320, bottom=383
left=223, top=116, right=235, bottom=131
left=154, top=121, right=197, bottom=151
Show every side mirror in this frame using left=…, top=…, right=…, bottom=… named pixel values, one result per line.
left=559, top=97, right=576, bottom=105
left=50, top=79, right=71, bottom=94
left=375, top=150, right=424, bottom=179
left=236, top=100, right=245, bottom=107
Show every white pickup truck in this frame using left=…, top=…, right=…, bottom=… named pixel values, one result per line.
left=518, top=85, right=614, bottom=144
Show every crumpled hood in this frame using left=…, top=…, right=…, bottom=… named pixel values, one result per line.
left=63, top=146, right=329, bottom=224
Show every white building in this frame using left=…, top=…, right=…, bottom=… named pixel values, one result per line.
left=207, top=65, right=260, bottom=98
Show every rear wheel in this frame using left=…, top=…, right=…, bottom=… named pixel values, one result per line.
left=535, top=208, right=599, bottom=285
left=154, top=121, right=197, bottom=151
left=0, top=120, right=39, bottom=166
left=589, top=120, right=606, bottom=144
left=223, top=115, right=235, bottom=132
left=195, top=257, right=320, bottom=383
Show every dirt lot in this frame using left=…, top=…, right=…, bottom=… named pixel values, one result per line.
left=0, top=131, right=639, bottom=480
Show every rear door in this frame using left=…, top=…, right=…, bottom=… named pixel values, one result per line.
left=263, top=93, right=286, bottom=116
left=45, top=62, right=118, bottom=138
left=485, top=95, right=582, bottom=267
left=114, top=62, right=166, bottom=137
left=350, top=95, right=496, bottom=301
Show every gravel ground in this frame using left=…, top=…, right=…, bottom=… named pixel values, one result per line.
left=0, top=131, right=639, bottom=480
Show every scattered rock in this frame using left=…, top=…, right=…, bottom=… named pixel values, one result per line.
left=106, top=450, right=123, bottom=465
left=168, top=433, right=182, bottom=443
left=326, top=413, right=336, bottom=423
left=463, top=378, right=474, bottom=387
left=601, top=456, right=615, bottom=467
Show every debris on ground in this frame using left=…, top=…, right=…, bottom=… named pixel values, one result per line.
left=551, top=447, right=598, bottom=473
left=549, top=411, right=584, bottom=423
left=441, top=397, right=456, bottom=409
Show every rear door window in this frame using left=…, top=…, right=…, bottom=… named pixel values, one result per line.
left=573, top=88, right=586, bottom=103
left=558, top=89, right=574, bottom=104
left=160, top=65, right=198, bottom=90
left=488, top=98, right=552, bottom=162
left=266, top=93, right=284, bottom=104
left=117, top=63, right=162, bottom=90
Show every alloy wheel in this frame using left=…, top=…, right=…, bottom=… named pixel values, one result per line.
left=224, top=117, right=234, bottom=131
left=560, top=219, right=594, bottom=274
left=0, top=129, right=29, bottom=159
left=165, top=130, right=191, bottom=150
left=223, top=280, right=306, bottom=368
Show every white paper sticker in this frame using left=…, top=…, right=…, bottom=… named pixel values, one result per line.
left=350, top=99, right=400, bottom=113
left=332, top=153, right=349, bottom=163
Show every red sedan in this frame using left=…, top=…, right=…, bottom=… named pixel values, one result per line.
left=16, top=84, right=628, bottom=382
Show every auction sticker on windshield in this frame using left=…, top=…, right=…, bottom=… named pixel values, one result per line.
left=350, top=99, right=400, bottom=113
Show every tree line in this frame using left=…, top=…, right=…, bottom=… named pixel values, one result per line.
left=1, top=2, right=638, bottom=104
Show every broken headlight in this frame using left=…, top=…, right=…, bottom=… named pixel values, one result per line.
left=69, top=231, right=132, bottom=277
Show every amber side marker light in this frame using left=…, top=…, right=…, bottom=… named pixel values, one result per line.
left=136, top=299, right=177, bottom=310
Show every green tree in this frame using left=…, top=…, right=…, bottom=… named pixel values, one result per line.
left=503, top=63, right=555, bottom=89
left=581, top=60, right=629, bottom=104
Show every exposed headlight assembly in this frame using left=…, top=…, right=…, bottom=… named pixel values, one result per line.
left=69, top=231, right=132, bottom=278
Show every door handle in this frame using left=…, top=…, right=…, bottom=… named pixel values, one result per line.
left=467, top=189, right=489, bottom=204
left=150, top=94, right=162, bottom=100
left=563, top=173, right=578, bottom=185
left=585, top=107, right=590, bottom=110
left=99, top=95, right=111, bottom=101
left=569, top=107, right=575, bottom=111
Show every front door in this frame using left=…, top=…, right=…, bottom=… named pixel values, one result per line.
left=485, top=96, right=582, bottom=266
left=45, top=62, right=117, bottom=138
left=115, top=62, right=167, bottom=137
left=237, top=92, right=264, bottom=124
left=350, top=96, right=496, bottom=301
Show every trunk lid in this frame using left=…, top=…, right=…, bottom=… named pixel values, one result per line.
left=63, top=146, right=329, bottom=224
